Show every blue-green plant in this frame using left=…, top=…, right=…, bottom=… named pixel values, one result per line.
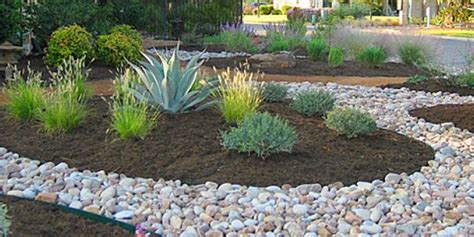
left=262, top=83, right=288, bottom=102
left=0, top=202, right=10, bottom=237
left=221, top=112, right=298, bottom=159
left=325, top=107, right=377, bottom=138
left=129, top=46, right=216, bottom=114
left=407, top=75, right=428, bottom=84
left=291, top=90, right=336, bottom=116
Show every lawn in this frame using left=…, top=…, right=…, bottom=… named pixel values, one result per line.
left=243, top=15, right=288, bottom=24
left=420, top=28, right=474, bottom=39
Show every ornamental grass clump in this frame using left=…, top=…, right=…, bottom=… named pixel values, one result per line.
left=4, top=67, right=45, bottom=121
left=291, top=90, right=335, bottom=116
left=221, top=112, right=297, bottom=159
left=357, top=47, right=386, bottom=67
left=110, top=69, right=159, bottom=140
left=328, top=47, right=344, bottom=68
left=129, top=45, right=216, bottom=114
left=325, top=107, right=377, bottom=138
left=307, top=38, right=327, bottom=60
left=262, top=83, right=288, bottom=102
left=397, top=41, right=431, bottom=67
left=0, top=202, right=10, bottom=237
left=216, top=67, right=262, bottom=123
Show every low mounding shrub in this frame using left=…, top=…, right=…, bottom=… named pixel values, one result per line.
left=291, top=90, right=335, bottom=116
left=110, top=69, right=159, bottom=139
left=204, top=32, right=257, bottom=53
left=96, top=26, right=143, bottom=67
left=307, top=38, right=327, bottom=60
left=357, top=47, right=386, bottom=67
left=268, top=37, right=290, bottom=53
left=4, top=68, right=45, bottom=121
left=221, top=112, right=298, bottom=159
left=46, top=24, right=93, bottom=66
left=216, top=68, right=262, bottom=123
left=325, top=107, right=377, bottom=138
left=259, top=5, right=274, bottom=15
left=262, top=83, right=288, bottom=102
left=328, top=47, right=344, bottom=68
left=406, top=75, right=428, bottom=84
left=398, top=42, right=429, bottom=66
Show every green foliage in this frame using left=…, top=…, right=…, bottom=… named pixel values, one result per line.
left=0, top=0, right=22, bottom=44
left=268, top=38, right=290, bottom=52
left=262, top=83, right=288, bottom=102
left=456, top=72, right=474, bottom=88
left=204, top=32, right=257, bottom=53
left=435, top=2, right=471, bottom=27
left=266, top=31, right=304, bottom=52
left=4, top=68, right=45, bottom=121
left=50, top=56, right=92, bottom=103
left=181, top=1, right=239, bottom=34
left=129, top=47, right=216, bottom=114
left=398, top=42, right=429, bottom=66
left=216, top=68, right=262, bottom=123
left=291, top=90, right=335, bottom=116
left=96, top=31, right=142, bottom=67
left=271, top=9, right=283, bottom=15
left=287, top=17, right=307, bottom=38
left=110, top=69, right=158, bottom=140
left=328, top=47, right=344, bottom=68
left=0, top=202, right=11, bottom=237
left=307, top=38, right=328, bottom=60
left=259, top=5, right=274, bottom=15
left=110, top=24, right=142, bottom=45
left=221, top=112, right=298, bottom=159
left=356, top=47, right=386, bottom=67
left=46, top=25, right=93, bottom=66
left=325, top=107, right=377, bottom=138
left=333, top=3, right=371, bottom=19
left=407, top=75, right=429, bottom=84
left=282, top=5, right=293, bottom=15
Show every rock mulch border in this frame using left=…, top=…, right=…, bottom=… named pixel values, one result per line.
left=1, top=82, right=473, bottom=236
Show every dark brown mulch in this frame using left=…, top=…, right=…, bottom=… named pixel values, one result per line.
left=383, top=79, right=474, bottom=96
left=0, top=98, right=434, bottom=187
left=204, top=56, right=428, bottom=77
left=0, top=195, right=132, bottom=237
left=410, top=104, right=474, bottom=132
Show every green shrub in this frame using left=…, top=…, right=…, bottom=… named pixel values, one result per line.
left=398, top=42, right=429, bottom=66
left=456, top=72, right=474, bottom=88
left=0, top=0, right=22, bottom=44
left=0, top=202, right=11, bottom=237
left=325, top=107, right=377, bottom=138
left=259, top=5, right=274, bottom=15
left=110, top=24, right=142, bottom=45
left=328, top=47, right=344, bottom=68
left=262, top=83, right=288, bottom=102
left=221, top=112, right=298, bottom=159
left=96, top=31, right=142, bottom=67
left=4, top=68, right=45, bottom=121
left=268, top=38, right=290, bottom=52
left=216, top=68, right=262, bottom=123
left=110, top=69, right=159, bottom=139
left=406, top=75, right=428, bottom=84
left=271, top=9, right=283, bottom=15
left=282, top=5, right=293, bottom=15
left=307, top=38, right=327, bottom=60
left=204, top=32, right=257, bottom=53
left=46, top=25, right=93, bottom=66
left=357, top=47, right=386, bottom=67
left=291, top=90, right=335, bottom=116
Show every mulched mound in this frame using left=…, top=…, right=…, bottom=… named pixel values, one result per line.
left=0, top=195, right=132, bottom=237
left=410, top=104, right=474, bottom=132
left=383, top=79, right=474, bottom=96
left=0, top=98, right=434, bottom=186
left=205, top=56, right=427, bottom=77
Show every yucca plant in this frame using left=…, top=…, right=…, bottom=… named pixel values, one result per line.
left=110, top=69, right=159, bottom=140
left=129, top=46, right=216, bottom=114
left=4, top=67, right=45, bottom=121
left=215, top=67, right=262, bottom=124
left=0, top=202, right=10, bottom=237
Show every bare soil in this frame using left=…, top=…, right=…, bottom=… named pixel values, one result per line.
left=410, top=104, right=474, bottom=132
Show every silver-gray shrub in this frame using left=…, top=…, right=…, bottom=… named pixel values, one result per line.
left=262, top=83, right=288, bottom=102
left=290, top=90, right=336, bottom=116
left=325, top=107, right=377, bottom=138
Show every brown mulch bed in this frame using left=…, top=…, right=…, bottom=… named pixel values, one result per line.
left=0, top=98, right=433, bottom=187
left=383, top=79, right=474, bottom=96
left=0, top=195, right=132, bottom=237
left=205, top=56, right=428, bottom=77
left=410, top=104, right=474, bottom=132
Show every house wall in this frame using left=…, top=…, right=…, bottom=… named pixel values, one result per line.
left=273, top=0, right=318, bottom=9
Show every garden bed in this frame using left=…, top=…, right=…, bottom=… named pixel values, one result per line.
left=383, top=79, right=474, bottom=96
left=0, top=195, right=132, bottom=237
left=410, top=104, right=474, bottom=132
left=0, top=97, right=434, bottom=187
left=205, top=56, right=428, bottom=77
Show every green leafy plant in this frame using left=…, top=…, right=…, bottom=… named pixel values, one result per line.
left=407, top=75, right=429, bottom=84
left=129, top=46, right=216, bottom=114
left=109, top=24, right=142, bottom=45
left=96, top=31, right=142, bottom=67
left=456, top=72, right=474, bottom=88
left=4, top=68, right=45, bottom=121
left=204, top=32, right=257, bottom=53
left=328, top=47, right=344, bottom=68
left=221, top=112, right=298, bottom=159
left=259, top=5, right=274, bottom=15
left=262, top=83, right=288, bottom=102
left=357, top=47, right=386, bottom=67
left=325, top=107, right=377, bottom=138
left=46, top=24, right=94, bottom=66
left=110, top=69, right=159, bottom=140
left=307, top=38, right=328, bottom=60
left=0, top=0, right=22, bottom=44
left=215, top=67, right=262, bottom=123
left=291, top=90, right=335, bottom=116
left=0, top=202, right=11, bottom=237
left=268, top=38, right=290, bottom=52
left=398, top=42, right=429, bottom=66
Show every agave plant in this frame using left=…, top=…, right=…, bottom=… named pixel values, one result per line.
left=129, top=47, right=216, bottom=114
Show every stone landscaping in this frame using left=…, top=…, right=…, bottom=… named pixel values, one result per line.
left=1, top=82, right=473, bottom=236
